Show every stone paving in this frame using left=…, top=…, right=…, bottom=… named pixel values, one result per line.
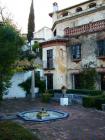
left=0, top=98, right=105, bottom=140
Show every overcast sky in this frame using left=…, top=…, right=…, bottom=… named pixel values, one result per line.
left=0, top=0, right=86, bottom=33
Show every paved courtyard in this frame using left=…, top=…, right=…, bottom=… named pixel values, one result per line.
left=0, top=98, right=105, bottom=140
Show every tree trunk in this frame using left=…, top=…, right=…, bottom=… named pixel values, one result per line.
left=31, top=69, right=35, bottom=99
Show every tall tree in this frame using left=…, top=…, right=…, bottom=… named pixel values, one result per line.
left=0, top=22, right=24, bottom=100
left=27, top=0, right=36, bottom=99
left=27, top=0, right=35, bottom=44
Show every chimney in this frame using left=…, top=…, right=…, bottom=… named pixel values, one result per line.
left=53, top=2, right=58, bottom=12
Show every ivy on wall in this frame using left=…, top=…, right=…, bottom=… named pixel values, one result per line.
left=80, top=67, right=97, bottom=90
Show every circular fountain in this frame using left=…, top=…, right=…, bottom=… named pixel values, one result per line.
left=18, top=108, right=69, bottom=122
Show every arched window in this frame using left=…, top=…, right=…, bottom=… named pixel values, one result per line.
left=60, top=48, right=63, bottom=57
left=62, top=11, right=68, bottom=17
left=89, top=3, right=96, bottom=8
left=76, top=7, right=83, bottom=12
left=53, top=29, right=56, bottom=36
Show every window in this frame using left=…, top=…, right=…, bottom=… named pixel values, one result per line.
left=62, top=11, right=68, bottom=17
left=47, top=49, right=54, bottom=69
left=60, top=49, right=63, bottom=57
left=73, top=74, right=81, bottom=89
left=71, top=44, right=81, bottom=60
left=89, top=3, right=96, bottom=8
left=97, top=40, right=105, bottom=57
left=76, top=7, right=83, bottom=12
left=35, top=71, right=40, bottom=87
left=53, top=29, right=56, bottom=36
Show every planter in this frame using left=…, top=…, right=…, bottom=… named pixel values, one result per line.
left=60, top=97, right=68, bottom=106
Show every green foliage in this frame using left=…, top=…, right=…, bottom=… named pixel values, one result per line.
left=0, top=22, right=24, bottom=99
left=52, top=89, right=103, bottom=96
left=83, top=96, right=98, bottom=108
left=48, top=89, right=54, bottom=97
left=83, top=95, right=105, bottom=109
left=0, top=121, right=39, bottom=140
left=79, top=68, right=97, bottom=90
left=19, top=73, right=46, bottom=95
left=41, top=91, right=51, bottom=103
left=67, top=89, right=103, bottom=96
left=35, top=72, right=46, bottom=93
left=27, top=0, right=35, bottom=42
left=32, top=41, right=42, bottom=59
left=19, top=77, right=31, bottom=95
left=95, top=98, right=105, bottom=110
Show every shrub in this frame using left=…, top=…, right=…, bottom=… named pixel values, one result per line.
left=53, top=89, right=103, bottom=96
left=41, top=91, right=51, bottom=103
left=83, top=95, right=105, bottom=109
left=38, top=80, right=46, bottom=94
left=19, top=75, right=46, bottom=96
left=67, top=89, right=103, bottom=96
left=0, top=121, right=39, bottom=140
left=48, top=89, right=54, bottom=97
left=79, top=68, right=97, bottom=90
left=19, top=77, right=31, bottom=95
left=95, top=97, right=105, bottom=110
left=83, top=96, right=97, bottom=108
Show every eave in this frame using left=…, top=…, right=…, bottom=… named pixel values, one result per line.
left=49, top=0, right=95, bottom=17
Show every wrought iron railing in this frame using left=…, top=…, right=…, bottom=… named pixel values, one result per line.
left=43, top=59, right=55, bottom=69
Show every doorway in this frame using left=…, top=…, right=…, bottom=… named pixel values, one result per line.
left=46, top=74, right=53, bottom=89
left=101, top=73, right=105, bottom=90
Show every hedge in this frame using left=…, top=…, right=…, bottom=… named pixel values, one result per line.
left=51, top=89, right=103, bottom=96
left=0, top=121, right=39, bottom=140
left=95, top=97, right=105, bottom=110
left=83, top=95, right=105, bottom=109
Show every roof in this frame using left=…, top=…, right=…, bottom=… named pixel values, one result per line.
left=40, top=36, right=68, bottom=45
left=35, top=26, right=52, bottom=34
left=49, top=0, right=96, bottom=17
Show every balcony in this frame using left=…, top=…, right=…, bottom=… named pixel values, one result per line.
left=64, top=19, right=105, bottom=37
left=43, top=59, right=55, bottom=70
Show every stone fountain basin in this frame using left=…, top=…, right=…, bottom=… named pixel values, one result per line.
left=17, top=109, right=69, bottom=122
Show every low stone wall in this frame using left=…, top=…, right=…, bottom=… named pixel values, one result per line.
left=52, top=92, right=87, bottom=105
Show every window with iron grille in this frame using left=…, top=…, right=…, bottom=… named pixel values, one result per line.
left=71, top=44, right=81, bottom=60
left=97, top=40, right=105, bottom=57
left=47, top=49, right=54, bottom=69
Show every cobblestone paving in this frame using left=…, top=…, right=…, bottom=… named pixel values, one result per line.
left=0, top=98, right=105, bottom=140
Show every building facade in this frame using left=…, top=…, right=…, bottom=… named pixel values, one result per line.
left=42, top=0, right=105, bottom=90
left=34, top=26, right=53, bottom=42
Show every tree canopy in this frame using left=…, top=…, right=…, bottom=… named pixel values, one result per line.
left=0, top=22, right=24, bottom=99
left=27, top=0, right=35, bottom=43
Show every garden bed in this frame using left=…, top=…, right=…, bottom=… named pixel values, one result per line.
left=0, top=121, right=39, bottom=140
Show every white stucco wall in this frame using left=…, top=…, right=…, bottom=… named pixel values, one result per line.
left=52, top=0, right=105, bottom=36
left=43, top=44, right=67, bottom=89
left=34, top=27, right=53, bottom=40
left=3, top=69, right=44, bottom=99
left=3, top=71, right=31, bottom=99
left=44, top=0, right=105, bottom=90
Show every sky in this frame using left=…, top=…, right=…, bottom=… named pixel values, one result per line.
left=0, top=0, right=86, bottom=33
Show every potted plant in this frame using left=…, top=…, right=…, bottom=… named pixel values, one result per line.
left=61, top=85, right=67, bottom=97
left=42, top=90, right=51, bottom=103
left=60, top=85, right=68, bottom=106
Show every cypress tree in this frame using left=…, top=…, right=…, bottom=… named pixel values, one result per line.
left=27, top=0, right=35, bottom=43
